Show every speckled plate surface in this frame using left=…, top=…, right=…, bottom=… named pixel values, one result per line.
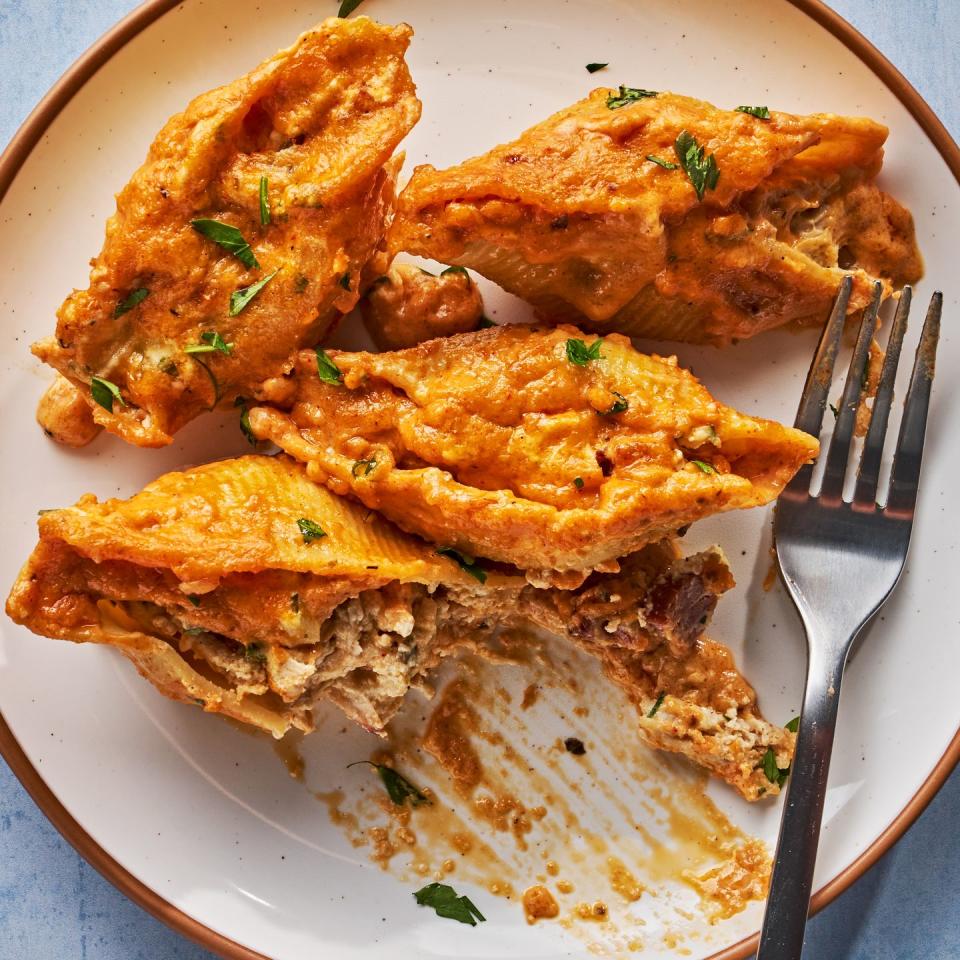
left=1, top=1, right=959, bottom=958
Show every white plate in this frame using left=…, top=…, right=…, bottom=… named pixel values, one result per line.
left=1, top=1, right=958, bottom=958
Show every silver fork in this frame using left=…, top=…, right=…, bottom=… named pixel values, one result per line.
left=756, top=276, right=942, bottom=959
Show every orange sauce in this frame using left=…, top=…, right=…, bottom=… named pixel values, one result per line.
left=522, top=885, right=559, bottom=924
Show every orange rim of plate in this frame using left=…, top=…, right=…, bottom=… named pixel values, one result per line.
left=0, top=2, right=957, bottom=958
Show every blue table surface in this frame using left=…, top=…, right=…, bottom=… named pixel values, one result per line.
left=1, top=1, right=958, bottom=958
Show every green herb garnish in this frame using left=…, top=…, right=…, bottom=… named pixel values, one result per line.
left=347, top=760, right=431, bottom=807
left=244, top=642, right=267, bottom=665
left=574, top=476, right=584, bottom=489
left=586, top=63, right=608, bottom=74
left=785, top=716, right=800, bottom=733
left=829, top=403, right=839, bottom=419
left=565, top=337, right=603, bottom=366
left=114, top=287, right=149, bottom=318
left=674, top=130, right=720, bottom=201
left=647, top=692, right=666, bottom=718
left=315, top=347, right=343, bottom=386
left=352, top=458, right=377, bottom=478
left=339, top=272, right=352, bottom=291
left=437, top=547, right=487, bottom=584
left=229, top=269, right=278, bottom=316
left=259, top=176, right=270, bottom=225
left=600, top=391, right=629, bottom=416
left=338, top=0, right=364, bottom=16
left=606, top=86, right=657, bottom=109
left=294, top=274, right=309, bottom=294
left=477, top=317, right=496, bottom=329
left=735, top=105, right=771, bottom=119
left=761, top=746, right=790, bottom=787
left=185, top=330, right=234, bottom=356
left=90, top=376, right=125, bottom=412
left=440, top=265, right=470, bottom=279
left=191, top=219, right=260, bottom=269
left=234, top=396, right=256, bottom=446
left=691, top=460, right=716, bottom=474
left=413, top=883, right=486, bottom=926
left=646, top=155, right=679, bottom=170
left=183, top=627, right=206, bottom=636
left=187, top=595, right=201, bottom=607
left=297, top=518, right=327, bottom=543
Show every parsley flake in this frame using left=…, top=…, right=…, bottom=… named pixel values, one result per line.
left=315, top=348, right=342, bottom=386
left=735, top=105, right=771, bottom=120
left=691, top=460, right=716, bottom=474
left=565, top=337, right=603, bottom=366
left=440, top=265, right=470, bottom=279
left=338, top=0, right=364, bottom=15
left=674, top=130, right=720, bottom=201
left=573, top=476, right=585, bottom=489
left=338, top=272, right=351, bottom=291
left=244, top=642, right=267, bottom=665
left=785, top=716, right=800, bottom=733
left=586, top=63, right=608, bottom=74
left=187, top=595, right=201, bottom=607
left=413, top=883, right=486, bottom=926
left=477, top=316, right=496, bottom=330
left=437, top=547, right=487, bottom=584
left=185, top=330, right=234, bottom=356
left=259, top=176, right=271, bottom=225
left=600, top=391, right=629, bottom=416
left=646, top=154, right=679, bottom=170
left=297, top=518, right=327, bottom=544
left=829, top=403, right=839, bottom=419
left=606, top=86, right=657, bottom=109
left=114, top=287, right=149, bottom=318
left=230, top=269, right=278, bottom=316
left=352, top=458, right=377, bottom=478
left=191, top=219, right=260, bottom=269
left=347, top=760, right=431, bottom=807
left=90, top=376, right=125, bottom=412
left=761, top=746, right=790, bottom=787
left=647, top=692, right=666, bottom=718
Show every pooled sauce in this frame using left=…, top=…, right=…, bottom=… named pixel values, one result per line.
left=305, top=639, right=770, bottom=950
left=272, top=732, right=305, bottom=781
left=522, top=884, right=559, bottom=924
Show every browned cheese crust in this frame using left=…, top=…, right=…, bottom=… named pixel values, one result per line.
left=248, top=324, right=819, bottom=572
left=32, top=17, right=421, bottom=446
left=360, top=263, right=485, bottom=350
left=389, top=89, right=922, bottom=344
left=7, top=455, right=789, bottom=799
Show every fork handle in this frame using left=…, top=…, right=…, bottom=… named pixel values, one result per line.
left=756, top=642, right=849, bottom=959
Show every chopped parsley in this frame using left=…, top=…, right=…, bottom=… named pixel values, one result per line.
left=347, top=760, right=431, bottom=807
left=585, top=63, right=608, bottom=74
left=187, top=595, right=201, bottom=607
left=297, top=518, right=327, bottom=543
left=338, top=272, right=351, bottom=291
left=674, top=130, right=720, bottom=201
left=440, top=265, right=470, bottom=279
left=606, top=86, right=657, bottom=109
left=185, top=330, right=234, bottom=356
left=599, top=391, right=629, bottom=416
left=691, top=460, right=716, bottom=474
left=114, top=287, right=149, bottom=318
left=90, top=376, right=125, bottom=412
left=244, top=642, right=267, bottom=665
left=573, top=476, right=585, bottom=489
left=230, top=269, right=278, bottom=316
left=829, top=403, right=839, bottom=419
left=437, top=547, right=487, bottom=584
left=234, top=396, right=257, bottom=446
left=338, top=0, right=364, bottom=15
left=351, top=458, right=377, bottom=478
left=259, top=176, right=271, bottom=225
left=735, top=105, right=771, bottom=119
left=647, top=692, right=666, bottom=718
left=294, top=274, right=310, bottom=294
left=785, top=716, right=800, bottom=733
left=190, top=219, right=260, bottom=269
left=183, top=626, right=206, bottom=636
left=565, top=337, right=603, bottom=366
left=761, top=746, right=790, bottom=787
left=646, top=154, right=679, bottom=170
left=315, top=347, right=343, bottom=386
left=477, top=316, right=496, bottom=330
left=413, top=883, right=486, bottom=926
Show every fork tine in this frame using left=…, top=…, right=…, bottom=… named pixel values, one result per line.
left=853, top=287, right=912, bottom=507
left=784, top=277, right=852, bottom=495
left=793, top=275, right=852, bottom=437
left=885, top=291, right=942, bottom=517
left=818, top=282, right=883, bottom=501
